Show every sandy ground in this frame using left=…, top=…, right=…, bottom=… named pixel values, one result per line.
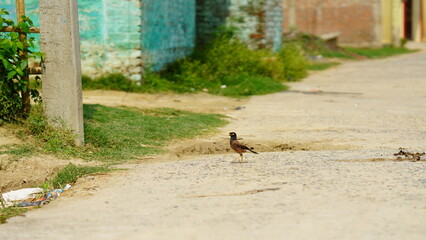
left=1, top=50, right=426, bottom=239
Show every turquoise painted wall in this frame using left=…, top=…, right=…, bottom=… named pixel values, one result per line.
left=142, top=0, right=196, bottom=71
left=1, top=0, right=143, bottom=79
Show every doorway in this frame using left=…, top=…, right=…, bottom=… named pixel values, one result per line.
left=404, top=0, right=413, bottom=39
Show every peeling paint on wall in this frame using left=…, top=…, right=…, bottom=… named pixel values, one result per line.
left=196, top=0, right=282, bottom=50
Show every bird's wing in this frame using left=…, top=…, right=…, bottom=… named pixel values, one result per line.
left=232, top=140, right=250, bottom=150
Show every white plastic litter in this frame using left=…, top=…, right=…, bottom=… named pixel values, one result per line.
left=63, top=184, right=71, bottom=190
left=1, top=188, right=44, bottom=205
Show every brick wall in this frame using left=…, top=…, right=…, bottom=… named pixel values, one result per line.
left=283, top=0, right=381, bottom=46
left=196, top=0, right=231, bottom=46
left=196, top=0, right=282, bottom=50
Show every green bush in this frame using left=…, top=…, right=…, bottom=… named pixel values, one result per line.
left=277, top=42, right=308, bottom=81
left=157, top=33, right=306, bottom=96
left=82, top=73, right=140, bottom=92
left=0, top=9, right=42, bottom=121
left=82, top=30, right=310, bottom=97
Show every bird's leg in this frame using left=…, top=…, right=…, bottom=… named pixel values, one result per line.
left=240, top=154, right=243, bottom=162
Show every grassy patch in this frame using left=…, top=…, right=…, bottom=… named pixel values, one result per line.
left=21, top=104, right=78, bottom=157
left=209, top=75, right=288, bottom=98
left=320, top=46, right=416, bottom=60
left=48, top=163, right=109, bottom=189
left=83, top=104, right=227, bottom=161
left=320, top=50, right=355, bottom=59
left=283, top=32, right=416, bottom=61
left=308, top=61, right=341, bottom=71
left=82, top=73, right=141, bottom=92
left=343, top=46, right=417, bottom=58
left=12, top=103, right=227, bottom=162
left=0, top=145, right=35, bottom=157
left=0, top=206, right=29, bottom=224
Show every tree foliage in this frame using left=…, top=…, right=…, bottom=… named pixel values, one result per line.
left=0, top=8, right=42, bottom=121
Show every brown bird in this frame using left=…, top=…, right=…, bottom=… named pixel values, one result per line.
left=229, top=132, right=258, bottom=162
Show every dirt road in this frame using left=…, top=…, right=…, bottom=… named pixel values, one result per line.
left=1, top=51, right=426, bottom=239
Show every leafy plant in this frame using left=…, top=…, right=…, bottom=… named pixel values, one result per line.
left=277, top=42, right=308, bottom=81
left=0, top=9, right=42, bottom=121
left=155, top=30, right=301, bottom=96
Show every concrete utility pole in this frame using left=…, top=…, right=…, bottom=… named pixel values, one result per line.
left=39, top=0, right=84, bottom=145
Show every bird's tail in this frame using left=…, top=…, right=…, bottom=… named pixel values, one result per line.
left=249, top=147, right=258, bottom=154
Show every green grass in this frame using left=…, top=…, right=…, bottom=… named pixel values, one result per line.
left=0, top=145, right=35, bottom=166
left=48, top=163, right=109, bottom=189
left=344, top=46, right=417, bottom=58
left=307, top=61, right=341, bottom=71
left=320, top=46, right=417, bottom=59
left=210, top=75, right=288, bottom=98
left=16, top=103, right=227, bottom=162
left=0, top=145, right=35, bottom=157
left=83, top=105, right=227, bottom=161
left=320, top=50, right=355, bottom=59
left=0, top=206, right=29, bottom=224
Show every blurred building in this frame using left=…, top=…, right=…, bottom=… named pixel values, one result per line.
left=1, top=0, right=283, bottom=80
left=283, top=0, right=426, bottom=46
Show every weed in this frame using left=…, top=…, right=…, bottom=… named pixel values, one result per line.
left=83, top=105, right=227, bottom=161
left=283, top=31, right=416, bottom=60
left=0, top=144, right=34, bottom=157
left=320, top=50, right=355, bottom=59
left=0, top=206, right=29, bottom=224
left=48, top=163, right=108, bottom=189
left=23, top=104, right=76, bottom=156
left=343, top=46, right=416, bottom=58
left=278, top=42, right=308, bottom=81
left=10, top=103, right=227, bottom=162
left=82, top=73, right=140, bottom=92
left=308, top=62, right=341, bottom=71
left=211, top=75, right=288, bottom=97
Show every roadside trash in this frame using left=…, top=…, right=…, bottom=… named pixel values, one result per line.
left=17, top=200, right=50, bottom=207
left=1, top=188, right=44, bottom=207
left=0, top=184, right=71, bottom=208
left=45, top=184, right=71, bottom=200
